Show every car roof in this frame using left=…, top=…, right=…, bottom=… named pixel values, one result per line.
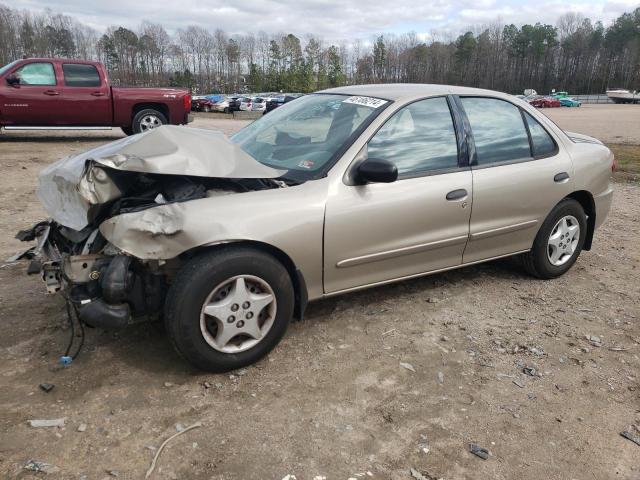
left=318, top=83, right=511, bottom=102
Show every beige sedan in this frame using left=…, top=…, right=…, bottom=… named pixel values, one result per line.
left=24, top=84, right=614, bottom=372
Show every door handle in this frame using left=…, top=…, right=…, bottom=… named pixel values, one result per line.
left=43, top=90, right=60, bottom=96
left=91, top=92, right=105, bottom=96
left=554, top=172, right=570, bottom=183
left=446, top=189, right=468, bottom=201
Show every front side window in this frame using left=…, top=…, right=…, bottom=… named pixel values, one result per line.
left=524, top=112, right=556, bottom=157
left=367, top=97, right=459, bottom=176
left=232, top=94, right=387, bottom=181
left=14, top=62, right=56, bottom=86
left=62, top=64, right=101, bottom=87
left=461, top=97, right=531, bottom=165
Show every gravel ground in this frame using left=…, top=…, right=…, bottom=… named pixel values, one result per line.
left=0, top=107, right=639, bottom=480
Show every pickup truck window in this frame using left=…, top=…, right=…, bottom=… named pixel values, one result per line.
left=62, top=64, right=101, bottom=87
left=14, top=62, right=56, bottom=86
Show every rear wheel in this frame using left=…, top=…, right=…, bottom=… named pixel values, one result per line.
left=165, top=247, right=294, bottom=372
left=522, top=198, right=586, bottom=279
left=132, top=108, right=167, bottom=134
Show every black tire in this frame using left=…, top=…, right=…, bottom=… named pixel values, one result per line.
left=132, top=108, right=167, bottom=134
left=521, top=198, right=587, bottom=279
left=164, top=247, right=294, bottom=372
left=121, top=126, right=134, bottom=136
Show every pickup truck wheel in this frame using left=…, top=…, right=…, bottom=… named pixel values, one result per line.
left=132, top=108, right=167, bottom=134
left=164, top=247, right=294, bottom=372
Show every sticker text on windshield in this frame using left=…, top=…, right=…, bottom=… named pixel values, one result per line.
left=343, top=96, right=388, bottom=108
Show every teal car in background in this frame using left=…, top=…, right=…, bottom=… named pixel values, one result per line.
left=559, top=97, right=581, bottom=107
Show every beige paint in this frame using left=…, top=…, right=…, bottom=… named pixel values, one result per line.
left=97, top=84, right=614, bottom=301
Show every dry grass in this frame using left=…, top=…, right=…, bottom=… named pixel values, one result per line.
left=608, top=144, right=640, bottom=181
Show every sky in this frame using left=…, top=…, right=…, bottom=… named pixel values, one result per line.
left=15, top=0, right=640, bottom=42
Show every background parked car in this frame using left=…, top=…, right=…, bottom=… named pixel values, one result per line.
left=559, top=97, right=581, bottom=107
left=265, top=94, right=303, bottom=113
left=239, top=97, right=253, bottom=111
left=192, top=97, right=217, bottom=112
left=213, top=97, right=231, bottom=113
left=228, top=96, right=242, bottom=112
left=528, top=95, right=561, bottom=108
left=251, top=97, right=266, bottom=112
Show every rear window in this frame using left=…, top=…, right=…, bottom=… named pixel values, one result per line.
left=461, top=97, right=531, bottom=165
left=62, top=64, right=101, bottom=87
left=524, top=112, right=557, bottom=157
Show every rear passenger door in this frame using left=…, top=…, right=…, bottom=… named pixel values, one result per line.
left=458, top=96, right=575, bottom=263
left=58, top=63, right=111, bottom=125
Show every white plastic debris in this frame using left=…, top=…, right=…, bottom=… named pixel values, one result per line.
left=400, top=362, right=416, bottom=373
left=28, top=418, right=66, bottom=428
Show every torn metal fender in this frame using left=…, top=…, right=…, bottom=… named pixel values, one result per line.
left=36, top=125, right=285, bottom=231
left=99, top=178, right=329, bottom=300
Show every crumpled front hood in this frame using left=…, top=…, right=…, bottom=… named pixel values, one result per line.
left=36, top=125, right=285, bottom=231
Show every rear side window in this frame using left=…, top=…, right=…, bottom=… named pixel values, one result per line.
left=14, top=62, right=56, bottom=86
left=62, top=64, right=101, bottom=87
left=367, top=97, right=459, bottom=176
left=524, top=112, right=557, bottom=157
left=461, top=97, right=531, bottom=165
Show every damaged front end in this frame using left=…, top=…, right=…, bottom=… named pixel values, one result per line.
left=18, top=221, right=166, bottom=329
left=17, top=125, right=287, bottom=332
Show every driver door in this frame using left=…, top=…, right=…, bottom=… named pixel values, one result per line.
left=1, top=61, right=62, bottom=126
left=324, top=96, right=473, bottom=294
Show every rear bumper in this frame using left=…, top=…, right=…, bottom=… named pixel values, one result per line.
left=593, top=184, right=614, bottom=230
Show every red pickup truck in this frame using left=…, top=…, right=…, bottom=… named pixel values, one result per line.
left=0, top=58, right=192, bottom=135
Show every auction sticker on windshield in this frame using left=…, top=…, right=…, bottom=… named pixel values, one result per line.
left=343, top=96, right=388, bottom=108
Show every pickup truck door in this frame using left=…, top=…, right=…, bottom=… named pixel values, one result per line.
left=57, top=63, right=111, bottom=125
left=0, top=61, right=63, bottom=126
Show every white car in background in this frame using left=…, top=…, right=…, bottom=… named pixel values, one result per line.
left=251, top=97, right=267, bottom=112
left=239, top=97, right=253, bottom=111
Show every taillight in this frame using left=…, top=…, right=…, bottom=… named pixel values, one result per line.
left=184, top=94, right=191, bottom=111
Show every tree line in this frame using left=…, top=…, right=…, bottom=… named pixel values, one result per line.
left=0, top=3, right=638, bottom=95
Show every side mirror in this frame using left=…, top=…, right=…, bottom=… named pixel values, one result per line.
left=355, top=158, right=398, bottom=184
left=6, top=74, right=20, bottom=87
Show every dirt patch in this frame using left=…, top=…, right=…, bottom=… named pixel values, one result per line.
left=1, top=110, right=639, bottom=480
left=543, top=103, right=640, bottom=145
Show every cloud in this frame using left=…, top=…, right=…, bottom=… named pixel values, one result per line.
left=15, top=0, right=638, bottom=42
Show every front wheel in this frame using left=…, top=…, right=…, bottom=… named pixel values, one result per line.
left=521, top=198, right=587, bottom=279
left=132, top=108, right=167, bottom=134
left=164, top=247, right=294, bottom=372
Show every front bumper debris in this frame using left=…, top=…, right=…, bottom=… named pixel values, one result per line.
left=17, top=221, right=166, bottom=331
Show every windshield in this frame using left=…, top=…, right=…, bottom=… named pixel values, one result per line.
left=231, top=93, right=389, bottom=181
left=0, top=60, right=19, bottom=76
